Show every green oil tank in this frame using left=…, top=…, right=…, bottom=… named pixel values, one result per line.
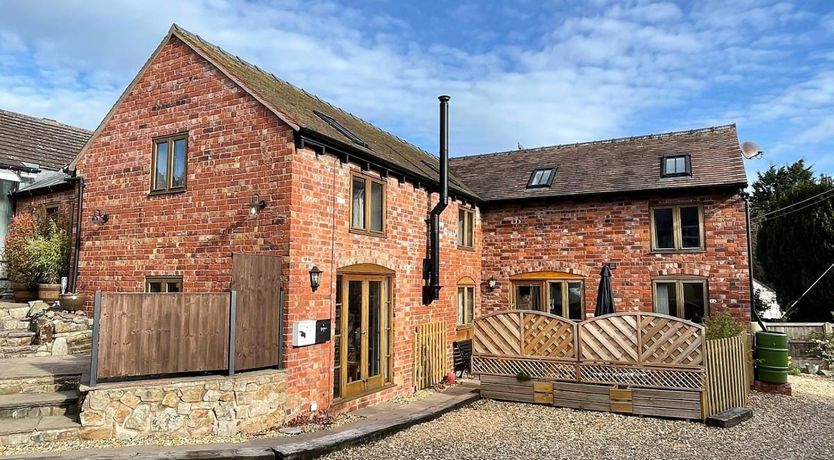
left=756, top=331, right=789, bottom=384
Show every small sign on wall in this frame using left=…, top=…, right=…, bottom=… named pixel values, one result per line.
left=315, top=319, right=331, bottom=344
left=292, top=320, right=316, bottom=347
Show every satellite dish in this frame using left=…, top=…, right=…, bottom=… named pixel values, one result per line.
left=741, top=141, right=762, bottom=159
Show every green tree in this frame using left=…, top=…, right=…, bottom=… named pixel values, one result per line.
left=752, top=160, right=834, bottom=321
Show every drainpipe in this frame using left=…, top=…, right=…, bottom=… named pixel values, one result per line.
left=745, top=195, right=767, bottom=331
left=64, top=171, right=84, bottom=293
left=422, top=96, right=450, bottom=305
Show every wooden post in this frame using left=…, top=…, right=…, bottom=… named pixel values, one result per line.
left=89, top=291, right=102, bottom=388
left=277, top=287, right=284, bottom=369
left=228, top=290, right=237, bottom=377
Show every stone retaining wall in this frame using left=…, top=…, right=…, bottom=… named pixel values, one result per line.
left=79, top=370, right=287, bottom=440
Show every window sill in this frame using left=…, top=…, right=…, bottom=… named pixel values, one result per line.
left=456, top=245, right=476, bottom=252
left=148, top=188, right=187, bottom=197
left=651, top=248, right=706, bottom=255
left=455, top=324, right=473, bottom=330
left=332, top=382, right=396, bottom=406
left=349, top=228, right=387, bottom=239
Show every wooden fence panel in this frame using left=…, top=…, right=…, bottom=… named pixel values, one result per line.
left=522, top=313, right=577, bottom=359
left=705, top=334, right=750, bottom=416
left=639, top=314, right=704, bottom=366
left=578, top=314, right=639, bottom=363
left=96, top=293, right=230, bottom=379
left=473, top=311, right=522, bottom=356
left=231, top=254, right=282, bottom=371
left=413, top=322, right=447, bottom=391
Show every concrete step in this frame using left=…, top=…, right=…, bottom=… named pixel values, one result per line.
left=0, top=391, right=79, bottom=419
left=0, top=331, right=36, bottom=347
left=0, top=414, right=80, bottom=446
left=0, top=374, right=81, bottom=395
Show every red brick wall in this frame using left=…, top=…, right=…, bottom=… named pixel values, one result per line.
left=73, top=36, right=481, bottom=418
left=479, top=190, right=750, bottom=322
left=75, top=36, right=293, bottom=308
left=14, top=186, right=77, bottom=225
left=283, top=147, right=481, bottom=414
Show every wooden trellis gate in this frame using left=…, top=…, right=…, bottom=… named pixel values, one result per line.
left=473, top=311, right=746, bottom=420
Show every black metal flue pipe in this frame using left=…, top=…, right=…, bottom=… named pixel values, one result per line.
left=423, top=96, right=450, bottom=304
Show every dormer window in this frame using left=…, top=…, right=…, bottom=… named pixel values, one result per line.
left=661, top=155, right=691, bottom=177
left=527, top=168, right=555, bottom=188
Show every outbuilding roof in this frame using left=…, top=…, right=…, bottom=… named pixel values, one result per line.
left=450, top=125, right=748, bottom=202
left=0, top=109, right=90, bottom=171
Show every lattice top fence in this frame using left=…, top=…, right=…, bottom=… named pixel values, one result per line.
left=472, top=310, right=706, bottom=391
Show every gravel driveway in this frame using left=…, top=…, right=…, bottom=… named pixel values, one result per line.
left=323, top=375, right=834, bottom=460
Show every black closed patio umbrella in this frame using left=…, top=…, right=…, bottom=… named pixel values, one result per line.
left=594, top=265, right=615, bottom=316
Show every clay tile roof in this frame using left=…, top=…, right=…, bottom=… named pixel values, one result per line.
left=449, top=125, right=748, bottom=202
left=0, top=108, right=91, bottom=171
left=170, top=25, right=477, bottom=199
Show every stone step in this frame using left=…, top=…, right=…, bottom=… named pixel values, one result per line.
left=0, top=344, right=49, bottom=359
left=0, top=414, right=80, bottom=446
left=0, top=391, right=79, bottom=419
left=0, top=374, right=81, bottom=395
left=0, top=331, right=36, bottom=347
left=0, top=319, right=30, bottom=333
left=0, top=355, right=87, bottom=396
left=0, top=305, right=30, bottom=322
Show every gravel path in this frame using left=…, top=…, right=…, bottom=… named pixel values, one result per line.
left=323, top=375, right=834, bottom=460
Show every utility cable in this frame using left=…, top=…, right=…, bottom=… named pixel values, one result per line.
left=779, top=262, right=834, bottom=320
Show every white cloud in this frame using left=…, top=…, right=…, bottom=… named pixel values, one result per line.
left=0, top=0, right=830, bottom=172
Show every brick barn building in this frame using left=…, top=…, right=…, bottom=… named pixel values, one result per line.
left=66, top=25, right=750, bottom=418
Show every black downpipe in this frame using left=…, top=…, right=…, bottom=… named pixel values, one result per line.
left=422, top=96, right=450, bottom=305
left=745, top=196, right=767, bottom=331
left=65, top=173, right=85, bottom=293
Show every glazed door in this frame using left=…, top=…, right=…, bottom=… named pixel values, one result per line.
left=340, top=276, right=388, bottom=398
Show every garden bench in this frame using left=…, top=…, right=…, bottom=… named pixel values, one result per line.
left=453, top=339, right=473, bottom=377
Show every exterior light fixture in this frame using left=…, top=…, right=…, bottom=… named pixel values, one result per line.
left=309, top=266, right=322, bottom=292
left=487, top=276, right=498, bottom=290
left=90, top=210, right=109, bottom=224
left=249, top=193, right=267, bottom=215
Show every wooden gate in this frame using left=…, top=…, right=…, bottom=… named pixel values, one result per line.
left=231, top=254, right=283, bottom=371
left=413, top=322, right=447, bottom=391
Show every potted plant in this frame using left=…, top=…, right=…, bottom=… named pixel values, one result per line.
left=4, top=213, right=39, bottom=302
left=27, top=220, right=70, bottom=303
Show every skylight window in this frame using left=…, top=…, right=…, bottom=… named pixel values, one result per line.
left=527, top=168, right=555, bottom=188
left=313, top=110, right=368, bottom=148
left=661, top=155, right=691, bottom=177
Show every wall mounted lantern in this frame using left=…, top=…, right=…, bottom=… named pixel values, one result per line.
left=90, top=210, right=109, bottom=224
left=249, top=193, right=267, bottom=215
left=309, top=266, right=322, bottom=292
left=487, top=276, right=498, bottom=291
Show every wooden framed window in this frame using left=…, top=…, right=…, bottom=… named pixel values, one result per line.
left=661, top=155, right=691, bottom=177
left=510, top=274, right=584, bottom=320
left=650, top=205, right=704, bottom=251
left=145, top=277, right=183, bottom=293
left=457, top=207, right=474, bottom=248
left=44, top=204, right=60, bottom=222
left=653, top=278, right=708, bottom=323
left=151, top=134, right=188, bottom=193
left=457, top=285, right=475, bottom=326
left=350, top=174, right=385, bottom=236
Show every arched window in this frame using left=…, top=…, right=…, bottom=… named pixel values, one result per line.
left=456, top=277, right=476, bottom=341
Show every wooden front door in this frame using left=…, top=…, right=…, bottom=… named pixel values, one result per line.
left=338, top=275, right=390, bottom=399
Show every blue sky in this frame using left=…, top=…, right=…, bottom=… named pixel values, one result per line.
left=1, top=0, right=833, bottom=182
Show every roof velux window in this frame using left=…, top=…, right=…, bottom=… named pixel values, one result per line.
left=313, top=110, right=369, bottom=148
left=661, top=155, right=691, bottom=177
left=527, top=168, right=555, bottom=188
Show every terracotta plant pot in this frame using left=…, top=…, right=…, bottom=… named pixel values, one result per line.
left=59, top=293, right=88, bottom=312
left=11, top=282, right=35, bottom=303
left=37, top=283, right=61, bottom=303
